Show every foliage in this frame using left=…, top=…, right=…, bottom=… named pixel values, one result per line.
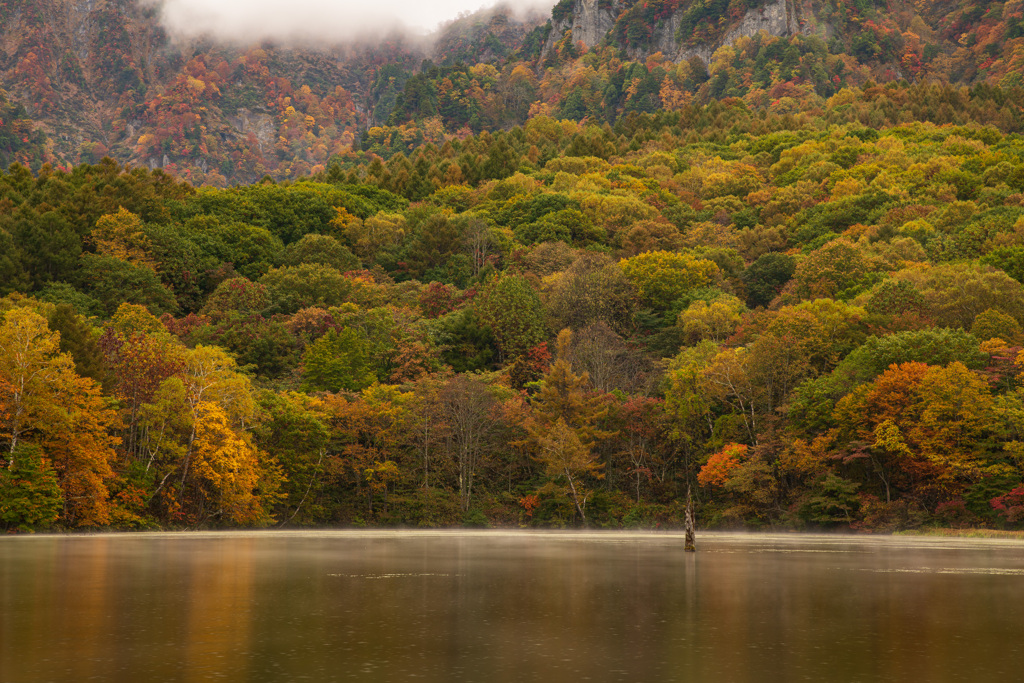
left=0, top=445, right=62, bottom=531
left=9, top=5, right=1024, bottom=530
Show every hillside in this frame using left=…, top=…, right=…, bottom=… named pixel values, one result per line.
left=7, top=100, right=1024, bottom=530
left=0, top=0, right=538, bottom=182
left=9, top=0, right=1024, bottom=532
left=3, top=0, right=1024, bottom=184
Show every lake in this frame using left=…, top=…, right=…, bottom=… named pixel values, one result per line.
left=1, top=530, right=1022, bottom=682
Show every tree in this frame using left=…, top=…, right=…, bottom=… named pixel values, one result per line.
left=742, top=253, right=795, bottom=308
left=546, top=255, right=637, bottom=335
left=10, top=209, right=81, bottom=289
left=200, top=278, right=270, bottom=322
left=972, top=308, right=1022, bottom=344
left=476, top=274, right=547, bottom=362
left=260, top=264, right=354, bottom=314
left=0, top=444, right=62, bottom=532
left=536, top=418, right=604, bottom=522
left=462, top=215, right=498, bottom=277
left=678, top=296, right=745, bottom=344
left=894, top=263, right=1024, bottom=330
left=100, top=305, right=184, bottom=459
left=530, top=331, right=613, bottom=448
left=797, top=473, right=860, bottom=526
left=300, top=328, right=377, bottom=394
left=699, top=346, right=765, bottom=444
left=408, top=375, right=450, bottom=489
left=664, top=341, right=718, bottom=490
left=565, top=322, right=655, bottom=395
left=402, top=213, right=464, bottom=282
left=77, top=253, right=178, bottom=316
left=0, top=307, right=78, bottom=463
left=620, top=250, right=720, bottom=314
left=91, top=207, right=157, bottom=271
left=256, top=391, right=331, bottom=525
left=39, top=374, right=118, bottom=527
left=47, top=304, right=106, bottom=385
left=616, top=396, right=670, bottom=503
left=0, top=306, right=118, bottom=526
left=281, top=233, right=360, bottom=272
left=698, top=443, right=748, bottom=488
left=343, top=211, right=406, bottom=263
left=138, top=344, right=272, bottom=527
left=833, top=362, right=997, bottom=505
left=439, top=374, right=499, bottom=511
left=793, top=239, right=870, bottom=299
left=188, top=401, right=269, bottom=525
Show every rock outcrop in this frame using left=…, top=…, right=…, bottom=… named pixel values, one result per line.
left=571, top=0, right=620, bottom=49
left=542, top=0, right=819, bottom=65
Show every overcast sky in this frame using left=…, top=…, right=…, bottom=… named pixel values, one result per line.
left=155, top=0, right=557, bottom=44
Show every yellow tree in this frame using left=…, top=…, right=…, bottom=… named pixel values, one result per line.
left=530, top=349, right=612, bottom=447
left=190, top=401, right=271, bottom=525
left=619, top=250, right=720, bottom=314
left=678, top=296, right=745, bottom=344
left=178, top=345, right=258, bottom=478
left=528, top=330, right=613, bottom=522
left=138, top=344, right=273, bottom=526
left=536, top=419, right=604, bottom=522
left=833, top=362, right=998, bottom=504
left=91, top=207, right=157, bottom=271
left=0, top=307, right=79, bottom=463
left=0, top=307, right=118, bottom=526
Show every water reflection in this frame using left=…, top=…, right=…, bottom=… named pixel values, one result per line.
left=1, top=531, right=1022, bottom=682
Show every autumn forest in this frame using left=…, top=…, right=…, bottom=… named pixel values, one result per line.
left=6, top=0, right=1024, bottom=532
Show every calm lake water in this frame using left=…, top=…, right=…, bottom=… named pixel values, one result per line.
left=1, top=530, right=1022, bottom=682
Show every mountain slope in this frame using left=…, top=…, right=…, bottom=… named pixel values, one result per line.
left=4, top=0, right=1024, bottom=182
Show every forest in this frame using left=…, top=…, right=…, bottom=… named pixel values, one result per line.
left=6, top=0, right=1024, bottom=184
left=6, top=80, right=1024, bottom=533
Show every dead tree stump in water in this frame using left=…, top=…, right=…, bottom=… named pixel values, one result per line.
left=684, top=485, right=696, bottom=552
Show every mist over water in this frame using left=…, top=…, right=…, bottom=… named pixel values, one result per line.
left=152, top=0, right=557, bottom=46
left=3, top=531, right=1024, bottom=682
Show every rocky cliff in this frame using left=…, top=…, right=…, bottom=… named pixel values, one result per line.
left=542, top=0, right=822, bottom=64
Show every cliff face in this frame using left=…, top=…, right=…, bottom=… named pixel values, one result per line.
left=0, top=0, right=179, bottom=159
left=541, top=0, right=618, bottom=59
left=0, top=0, right=418, bottom=178
left=543, top=0, right=820, bottom=64
left=0, top=0, right=542, bottom=177
left=571, top=0, right=619, bottom=49
left=673, top=0, right=820, bottom=64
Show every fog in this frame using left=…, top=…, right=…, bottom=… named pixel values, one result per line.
left=154, top=0, right=557, bottom=45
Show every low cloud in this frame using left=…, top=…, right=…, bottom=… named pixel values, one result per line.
left=154, top=0, right=557, bottom=45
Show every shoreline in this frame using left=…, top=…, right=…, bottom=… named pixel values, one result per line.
left=6, top=527, right=1024, bottom=547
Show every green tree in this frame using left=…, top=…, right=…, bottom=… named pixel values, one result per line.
left=0, top=444, right=62, bottom=531
left=476, top=274, right=547, bottom=362
left=260, top=264, right=354, bottom=314
left=620, top=250, right=720, bottom=314
left=742, top=253, right=795, bottom=308
left=281, top=234, right=360, bottom=272
left=300, top=328, right=376, bottom=393
left=895, top=264, right=1024, bottom=330
left=972, top=308, right=1023, bottom=344
left=77, top=253, right=178, bottom=316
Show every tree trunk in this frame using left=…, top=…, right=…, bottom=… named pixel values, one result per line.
left=684, top=486, right=696, bottom=552
left=564, top=468, right=587, bottom=524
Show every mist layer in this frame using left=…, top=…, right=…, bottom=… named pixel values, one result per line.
left=156, top=0, right=556, bottom=44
